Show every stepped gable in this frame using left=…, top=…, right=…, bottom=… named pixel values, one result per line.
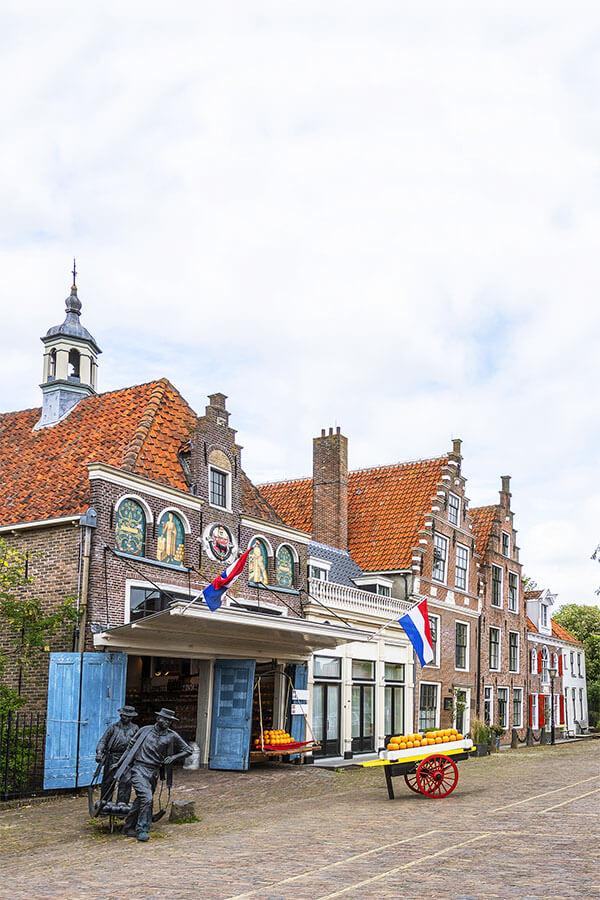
left=0, top=379, right=197, bottom=528
left=241, top=472, right=287, bottom=525
left=469, top=504, right=497, bottom=557
left=259, top=455, right=448, bottom=571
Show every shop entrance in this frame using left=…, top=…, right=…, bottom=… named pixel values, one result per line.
left=125, top=655, right=199, bottom=743
left=312, top=683, right=341, bottom=757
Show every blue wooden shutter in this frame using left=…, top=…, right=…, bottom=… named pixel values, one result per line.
left=209, top=659, right=255, bottom=770
left=44, top=652, right=127, bottom=789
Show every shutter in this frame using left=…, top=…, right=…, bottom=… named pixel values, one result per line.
left=537, top=650, right=542, bottom=673
left=559, top=694, right=565, bottom=725
left=539, top=694, right=545, bottom=727
left=558, top=655, right=563, bottom=676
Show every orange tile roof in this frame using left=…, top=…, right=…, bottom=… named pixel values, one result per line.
left=526, top=616, right=538, bottom=633
left=552, top=621, right=581, bottom=644
left=0, top=379, right=198, bottom=527
left=241, top=473, right=286, bottom=525
left=469, top=505, right=497, bottom=557
left=259, top=456, right=449, bottom=571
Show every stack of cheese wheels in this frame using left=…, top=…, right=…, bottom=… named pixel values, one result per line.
left=386, top=728, right=463, bottom=751
left=255, top=730, right=294, bottom=747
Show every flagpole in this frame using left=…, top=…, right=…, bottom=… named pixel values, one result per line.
left=364, top=598, right=421, bottom=642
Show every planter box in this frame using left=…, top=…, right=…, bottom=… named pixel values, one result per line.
left=474, top=742, right=490, bottom=757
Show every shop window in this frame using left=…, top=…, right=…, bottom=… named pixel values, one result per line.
left=248, top=539, right=269, bottom=585
left=314, top=656, right=341, bottom=679
left=115, top=498, right=146, bottom=557
left=276, top=545, right=295, bottom=588
left=156, top=511, right=185, bottom=566
left=384, top=664, right=405, bottom=740
left=418, top=683, right=439, bottom=731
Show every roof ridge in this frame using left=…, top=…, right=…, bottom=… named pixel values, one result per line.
left=120, top=378, right=171, bottom=473
left=258, top=453, right=449, bottom=488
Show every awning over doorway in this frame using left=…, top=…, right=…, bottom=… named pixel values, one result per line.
left=93, top=601, right=373, bottom=662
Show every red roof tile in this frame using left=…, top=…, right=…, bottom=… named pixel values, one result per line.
left=259, top=456, right=449, bottom=571
left=552, top=621, right=581, bottom=644
left=469, top=505, right=497, bottom=557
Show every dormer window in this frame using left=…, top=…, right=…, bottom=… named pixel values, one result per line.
left=308, top=556, right=331, bottom=582
left=448, top=493, right=460, bottom=526
left=353, top=575, right=393, bottom=596
left=540, top=604, right=548, bottom=628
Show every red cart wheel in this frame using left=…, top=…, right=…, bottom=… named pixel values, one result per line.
left=404, top=769, right=421, bottom=794
left=416, top=754, right=458, bottom=798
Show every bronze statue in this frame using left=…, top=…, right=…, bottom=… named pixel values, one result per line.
left=95, top=705, right=139, bottom=806
left=120, top=708, right=192, bottom=842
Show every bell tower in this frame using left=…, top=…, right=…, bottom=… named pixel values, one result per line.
left=35, top=263, right=101, bottom=429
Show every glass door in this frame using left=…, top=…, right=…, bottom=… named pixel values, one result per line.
left=312, top=683, right=340, bottom=757
left=384, top=663, right=405, bottom=741
left=351, top=660, right=375, bottom=753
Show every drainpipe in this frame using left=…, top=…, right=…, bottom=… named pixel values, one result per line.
left=76, top=508, right=97, bottom=653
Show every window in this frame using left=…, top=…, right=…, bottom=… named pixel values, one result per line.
left=530, top=693, right=538, bottom=729
left=361, top=583, right=391, bottom=596
left=491, top=565, right=502, bottom=607
left=115, top=498, right=146, bottom=557
left=455, top=544, right=468, bottom=591
left=531, top=649, right=538, bottom=675
left=541, top=604, right=548, bottom=627
left=484, top=686, right=493, bottom=725
left=129, top=586, right=190, bottom=622
left=570, top=651, right=575, bottom=676
left=276, top=545, right=295, bottom=588
left=497, top=688, right=508, bottom=729
left=541, top=646, right=549, bottom=684
left=309, top=565, right=328, bottom=581
left=156, top=511, right=185, bottom=566
left=502, top=532, right=510, bottom=557
left=579, top=689, right=585, bottom=718
left=578, top=653, right=582, bottom=677
left=209, top=466, right=229, bottom=509
left=448, top=493, right=460, bottom=526
left=455, top=622, right=468, bottom=670
left=352, top=660, right=375, bottom=680
left=432, top=534, right=448, bottom=582
left=314, top=656, right=341, bottom=679
left=489, top=627, right=500, bottom=670
left=68, top=348, right=80, bottom=380
left=428, top=615, right=439, bottom=666
left=384, top=663, right=405, bottom=682
left=418, top=683, right=439, bottom=731
left=384, top=665, right=405, bottom=739
left=48, top=348, right=56, bottom=379
left=509, top=632, right=519, bottom=673
left=508, top=573, right=518, bottom=612
left=513, top=688, right=523, bottom=727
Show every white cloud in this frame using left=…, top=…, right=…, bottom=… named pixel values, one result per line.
left=1, top=1, right=599, bottom=606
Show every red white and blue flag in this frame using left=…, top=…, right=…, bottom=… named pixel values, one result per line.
left=398, top=598, right=434, bottom=667
left=202, top=548, right=251, bottom=612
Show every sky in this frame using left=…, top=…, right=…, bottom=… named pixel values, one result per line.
left=1, top=1, right=599, bottom=608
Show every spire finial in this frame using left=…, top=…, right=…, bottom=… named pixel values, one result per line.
left=72, top=258, right=77, bottom=291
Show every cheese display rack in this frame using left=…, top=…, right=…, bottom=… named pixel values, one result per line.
left=249, top=669, right=320, bottom=760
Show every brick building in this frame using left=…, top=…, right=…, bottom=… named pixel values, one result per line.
left=0, top=281, right=366, bottom=785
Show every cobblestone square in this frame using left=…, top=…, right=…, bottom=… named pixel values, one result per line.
left=1, top=741, right=598, bottom=900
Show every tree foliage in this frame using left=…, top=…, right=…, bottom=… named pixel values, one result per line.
left=0, top=538, right=79, bottom=714
left=554, top=603, right=600, bottom=726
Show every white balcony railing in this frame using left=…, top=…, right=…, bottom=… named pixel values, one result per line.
left=306, top=577, right=413, bottom=620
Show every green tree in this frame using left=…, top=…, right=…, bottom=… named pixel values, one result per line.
left=0, top=538, right=79, bottom=714
left=554, top=603, right=600, bottom=726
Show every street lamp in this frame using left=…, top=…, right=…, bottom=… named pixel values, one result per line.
left=549, top=665, right=558, bottom=745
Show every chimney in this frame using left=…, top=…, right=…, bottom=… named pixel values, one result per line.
left=312, top=426, right=348, bottom=550
left=501, top=475, right=511, bottom=495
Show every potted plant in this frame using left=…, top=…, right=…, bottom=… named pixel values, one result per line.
left=469, top=719, right=491, bottom=757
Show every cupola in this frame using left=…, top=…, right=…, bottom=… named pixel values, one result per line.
left=35, top=264, right=101, bottom=429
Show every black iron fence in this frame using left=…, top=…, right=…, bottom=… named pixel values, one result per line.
left=0, top=710, right=46, bottom=800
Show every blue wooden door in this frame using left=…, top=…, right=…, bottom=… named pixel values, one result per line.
left=44, top=652, right=127, bottom=789
left=209, top=659, right=255, bottom=771
left=290, top=664, right=308, bottom=760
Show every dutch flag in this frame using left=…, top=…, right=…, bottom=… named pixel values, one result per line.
left=202, top=547, right=252, bottom=612
left=398, top=598, right=434, bottom=667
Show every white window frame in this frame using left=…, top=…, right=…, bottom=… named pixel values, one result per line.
left=501, top=531, right=510, bottom=557
left=448, top=492, right=460, bottom=526
left=579, top=688, right=585, bottom=719
left=531, top=648, right=538, bottom=675
left=497, top=686, right=509, bottom=730
left=531, top=693, right=539, bottom=729
left=418, top=681, right=441, bottom=731
left=455, top=543, right=469, bottom=592
left=427, top=613, right=441, bottom=667
left=508, top=631, right=520, bottom=673
left=489, top=626, right=501, bottom=671
left=508, top=572, right=519, bottom=612
left=491, top=564, right=503, bottom=608
left=208, top=464, right=231, bottom=511
left=541, top=646, right=549, bottom=684
left=455, top=619, right=470, bottom=671
left=540, top=604, right=548, bottom=627
left=512, top=687, right=523, bottom=728
left=484, top=685, right=494, bottom=726
left=578, top=653, right=582, bottom=677
left=432, top=534, right=449, bottom=583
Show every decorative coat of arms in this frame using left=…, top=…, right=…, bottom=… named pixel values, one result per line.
left=202, top=522, right=236, bottom=563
